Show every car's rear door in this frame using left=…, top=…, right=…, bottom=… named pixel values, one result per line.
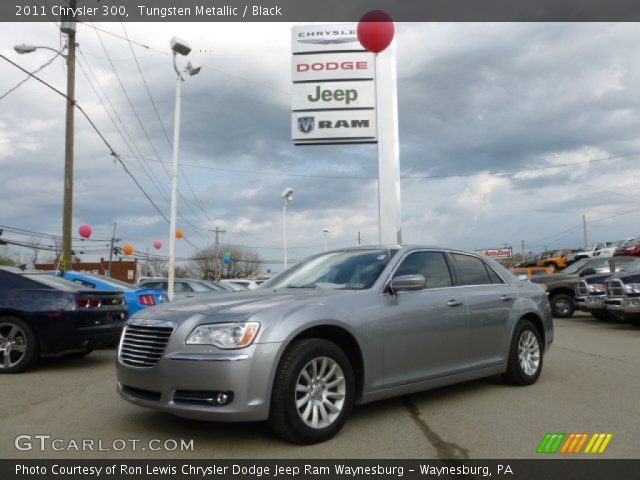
left=381, top=250, right=470, bottom=386
left=448, top=252, right=516, bottom=368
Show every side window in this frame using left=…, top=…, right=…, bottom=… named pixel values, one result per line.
left=451, top=253, right=492, bottom=286
left=191, top=281, right=212, bottom=292
left=590, top=259, right=610, bottom=273
left=393, top=251, right=453, bottom=289
left=486, top=265, right=505, bottom=284
left=175, top=282, right=194, bottom=293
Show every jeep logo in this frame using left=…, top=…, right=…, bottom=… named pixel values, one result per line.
left=307, top=86, right=358, bottom=105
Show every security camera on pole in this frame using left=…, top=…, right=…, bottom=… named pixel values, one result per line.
left=167, top=37, right=200, bottom=302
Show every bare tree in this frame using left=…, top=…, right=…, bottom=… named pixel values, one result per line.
left=188, top=243, right=263, bottom=279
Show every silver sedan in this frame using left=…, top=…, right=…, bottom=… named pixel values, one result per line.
left=117, top=246, right=553, bottom=444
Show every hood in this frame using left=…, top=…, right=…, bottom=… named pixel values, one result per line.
left=132, top=288, right=353, bottom=321
left=581, top=272, right=614, bottom=284
left=530, top=273, right=576, bottom=285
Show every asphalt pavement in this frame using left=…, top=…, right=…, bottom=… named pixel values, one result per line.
left=1, top=313, right=638, bottom=459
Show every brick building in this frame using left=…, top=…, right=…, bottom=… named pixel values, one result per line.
left=35, top=258, right=139, bottom=284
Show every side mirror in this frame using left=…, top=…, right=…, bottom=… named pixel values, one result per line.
left=390, top=274, right=426, bottom=292
left=580, top=268, right=596, bottom=276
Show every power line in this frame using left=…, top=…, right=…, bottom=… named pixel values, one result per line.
left=0, top=51, right=62, bottom=100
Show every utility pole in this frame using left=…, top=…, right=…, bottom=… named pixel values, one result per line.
left=60, top=4, right=76, bottom=272
left=209, top=226, right=225, bottom=280
left=582, top=214, right=589, bottom=249
left=521, top=240, right=525, bottom=262
left=357, top=231, right=361, bottom=246
left=107, top=223, right=119, bottom=277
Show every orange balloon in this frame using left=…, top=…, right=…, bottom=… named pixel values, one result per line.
left=176, top=229, right=185, bottom=239
left=122, top=244, right=134, bottom=256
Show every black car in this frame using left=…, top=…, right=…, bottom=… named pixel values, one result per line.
left=0, top=267, right=128, bottom=373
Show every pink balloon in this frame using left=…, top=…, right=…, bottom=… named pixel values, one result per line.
left=78, top=224, right=92, bottom=239
left=153, top=240, right=162, bottom=250
left=357, top=10, right=395, bottom=54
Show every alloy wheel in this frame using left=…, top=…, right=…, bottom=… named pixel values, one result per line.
left=0, top=323, right=28, bottom=369
left=518, top=330, right=540, bottom=376
left=295, top=356, right=346, bottom=429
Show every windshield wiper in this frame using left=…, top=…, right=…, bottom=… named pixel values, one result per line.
left=283, top=284, right=317, bottom=289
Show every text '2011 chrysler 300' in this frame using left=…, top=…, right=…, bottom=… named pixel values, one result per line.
left=117, top=246, right=553, bottom=444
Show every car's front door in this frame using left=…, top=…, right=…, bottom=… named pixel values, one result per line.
left=449, top=253, right=516, bottom=368
left=381, top=250, right=470, bottom=386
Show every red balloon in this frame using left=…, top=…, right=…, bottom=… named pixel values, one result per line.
left=153, top=240, right=162, bottom=250
left=78, top=224, right=92, bottom=239
left=357, top=10, right=395, bottom=53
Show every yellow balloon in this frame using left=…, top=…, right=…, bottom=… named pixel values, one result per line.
left=176, top=229, right=185, bottom=239
left=122, top=244, right=134, bottom=256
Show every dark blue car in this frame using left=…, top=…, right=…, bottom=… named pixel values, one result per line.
left=0, top=267, right=128, bottom=373
left=58, top=271, right=168, bottom=315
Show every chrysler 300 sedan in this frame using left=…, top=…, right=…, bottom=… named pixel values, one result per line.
left=117, top=246, right=553, bottom=443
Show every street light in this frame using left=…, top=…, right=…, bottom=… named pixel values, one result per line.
left=167, top=36, right=200, bottom=302
left=281, top=187, right=294, bottom=270
left=322, top=228, right=330, bottom=252
left=14, top=37, right=73, bottom=271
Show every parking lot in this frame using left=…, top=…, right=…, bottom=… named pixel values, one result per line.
left=1, top=313, right=638, bottom=459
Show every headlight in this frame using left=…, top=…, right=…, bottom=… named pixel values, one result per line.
left=623, top=283, right=640, bottom=295
left=589, top=283, right=606, bottom=293
left=186, top=322, right=260, bottom=349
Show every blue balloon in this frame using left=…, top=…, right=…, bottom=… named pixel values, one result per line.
left=223, top=256, right=232, bottom=264
left=266, top=268, right=272, bottom=274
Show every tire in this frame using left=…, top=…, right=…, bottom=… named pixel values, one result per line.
left=269, top=338, right=355, bottom=444
left=0, top=316, right=40, bottom=374
left=503, top=319, right=543, bottom=386
left=63, top=348, right=94, bottom=358
left=546, top=262, right=559, bottom=271
left=550, top=293, right=575, bottom=318
left=590, top=311, right=609, bottom=321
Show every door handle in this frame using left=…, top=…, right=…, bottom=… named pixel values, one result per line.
left=500, top=295, right=514, bottom=301
left=447, top=299, right=464, bottom=307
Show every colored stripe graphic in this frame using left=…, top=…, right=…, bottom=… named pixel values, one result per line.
left=585, top=433, right=613, bottom=454
left=537, top=433, right=566, bottom=453
left=560, top=433, right=589, bottom=453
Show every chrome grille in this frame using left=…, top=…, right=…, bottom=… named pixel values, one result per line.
left=119, top=325, right=173, bottom=367
left=606, top=279, right=626, bottom=298
left=576, top=280, right=589, bottom=296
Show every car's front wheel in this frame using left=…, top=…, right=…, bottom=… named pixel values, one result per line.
left=269, top=338, right=355, bottom=444
left=0, top=316, right=39, bottom=373
left=503, top=319, right=543, bottom=386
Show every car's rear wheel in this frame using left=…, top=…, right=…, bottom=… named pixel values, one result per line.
left=0, top=316, right=39, bottom=373
left=269, top=338, right=355, bottom=444
left=550, top=293, right=575, bottom=318
left=503, top=319, right=543, bottom=386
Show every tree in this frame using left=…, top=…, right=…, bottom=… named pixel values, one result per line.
left=188, top=243, right=263, bottom=279
left=0, top=246, right=17, bottom=266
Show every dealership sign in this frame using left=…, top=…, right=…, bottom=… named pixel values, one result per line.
left=476, top=248, right=513, bottom=260
left=292, top=24, right=377, bottom=145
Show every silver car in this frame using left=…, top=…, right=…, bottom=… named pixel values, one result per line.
left=138, top=278, right=222, bottom=298
left=117, top=246, right=553, bottom=444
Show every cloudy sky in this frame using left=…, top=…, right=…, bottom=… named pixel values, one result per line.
left=1, top=22, right=640, bottom=270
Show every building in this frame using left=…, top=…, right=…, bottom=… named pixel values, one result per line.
left=35, top=258, right=139, bottom=284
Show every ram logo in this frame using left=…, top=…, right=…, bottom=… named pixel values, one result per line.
left=297, top=116, right=315, bottom=134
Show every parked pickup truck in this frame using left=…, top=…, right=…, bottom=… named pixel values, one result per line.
left=531, top=256, right=636, bottom=318
left=574, top=259, right=640, bottom=320
left=593, top=238, right=634, bottom=258
left=574, top=242, right=611, bottom=260
left=604, top=266, right=640, bottom=327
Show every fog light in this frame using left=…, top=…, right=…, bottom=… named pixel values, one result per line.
left=173, top=390, right=234, bottom=407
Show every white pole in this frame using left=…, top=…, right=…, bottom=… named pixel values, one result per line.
left=283, top=203, right=288, bottom=270
left=168, top=69, right=182, bottom=302
left=375, top=41, right=402, bottom=245
left=323, top=233, right=327, bottom=252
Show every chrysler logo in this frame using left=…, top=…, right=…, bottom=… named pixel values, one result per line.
left=297, top=37, right=358, bottom=46
left=298, top=116, right=315, bottom=133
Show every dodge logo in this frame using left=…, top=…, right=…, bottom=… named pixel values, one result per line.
left=298, top=116, right=315, bottom=133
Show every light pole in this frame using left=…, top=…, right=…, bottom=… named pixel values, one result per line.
left=15, top=30, right=75, bottom=270
left=322, top=228, right=330, bottom=252
left=281, top=187, right=294, bottom=270
left=167, top=37, right=200, bottom=301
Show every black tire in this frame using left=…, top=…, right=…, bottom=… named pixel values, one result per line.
left=0, top=316, right=40, bottom=374
left=546, top=262, right=559, bottom=271
left=62, top=348, right=94, bottom=358
left=269, top=338, right=355, bottom=444
left=550, top=293, right=575, bottom=318
left=503, top=319, right=543, bottom=386
left=628, top=318, right=640, bottom=328
left=590, top=311, right=609, bottom=321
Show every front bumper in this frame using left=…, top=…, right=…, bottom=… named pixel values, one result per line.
left=117, top=342, right=282, bottom=422
left=575, top=295, right=605, bottom=312
left=604, top=298, right=640, bottom=316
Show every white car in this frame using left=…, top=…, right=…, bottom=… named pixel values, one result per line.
left=220, top=279, right=266, bottom=290
left=575, top=242, right=611, bottom=260
left=593, top=238, right=635, bottom=258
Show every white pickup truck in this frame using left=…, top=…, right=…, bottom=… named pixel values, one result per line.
left=574, top=242, right=612, bottom=260
left=593, top=238, right=635, bottom=258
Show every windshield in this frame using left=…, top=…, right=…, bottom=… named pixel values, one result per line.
left=23, top=274, right=83, bottom=290
left=77, top=273, right=132, bottom=290
left=624, top=259, right=640, bottom=272
left=263, top=249, right=397, bottom=291
left=561, top=258, right=589, bottom=274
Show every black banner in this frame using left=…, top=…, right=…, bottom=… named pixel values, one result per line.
left=2, top=460, right=640, bottom=480
left=4, top=0, right=640, bottom=22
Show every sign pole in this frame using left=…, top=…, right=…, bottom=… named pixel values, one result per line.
left=375, top=42, right=402, bottom=245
